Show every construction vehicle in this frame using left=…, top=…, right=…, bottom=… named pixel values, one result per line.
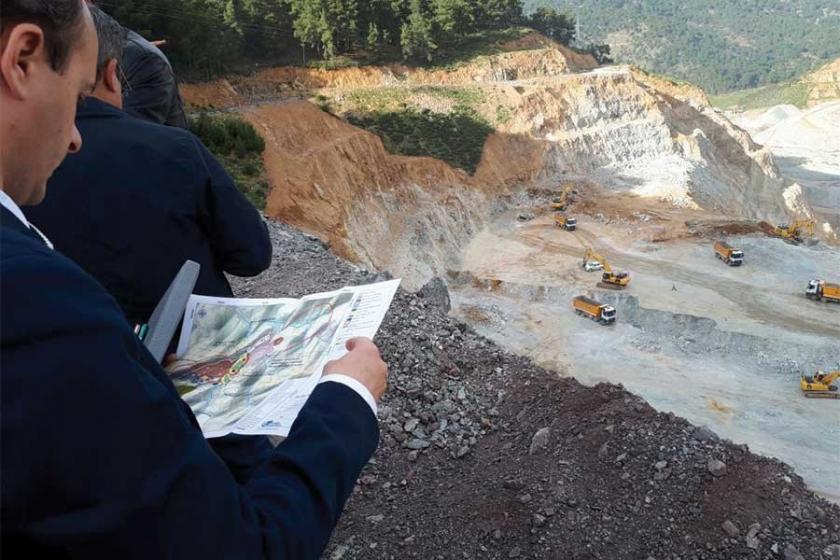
left=805, top=280, right=840, bottom=303
left=550, top=183, right=574, bottom=211
left=572, top=295, right=616, bottom=325
left=713, top=241, right=744, bottom=266
left=800, top=370, right=840, bottom=399
left=554, top=213, right=577, bottom=231
left=582, top=259, right=603, bottom=272
left=763, top=219, right=816, bottom=244
left=582, top=248, right=631, bottom=289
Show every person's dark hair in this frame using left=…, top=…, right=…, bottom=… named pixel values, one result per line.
left=1, top=0, right=87, bottom=73
left=87, top=4, right=123, bottom=80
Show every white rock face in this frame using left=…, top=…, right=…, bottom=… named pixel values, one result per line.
left=732, top=101, right=840, bottom=234
left=502, top=67, right=799, bottom=222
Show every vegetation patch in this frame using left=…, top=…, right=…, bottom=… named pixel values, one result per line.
left=426, top=27, right=533, bottom=69
left=189, top=113, right=270, bottom=210
left=344, top=86, right=486, bottom=116
left=710, top=82, right=810, bottom=110
left=347, top=109, right=493, bottom=174
left=525, top=0, right=840, bottom=93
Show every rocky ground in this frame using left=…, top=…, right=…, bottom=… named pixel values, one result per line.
left=232, top=218, right=840, bottom=560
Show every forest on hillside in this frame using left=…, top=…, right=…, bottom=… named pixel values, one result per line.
left=525, top=0, right=840, bottom=93
left=97, top=0, right=604, bottom=78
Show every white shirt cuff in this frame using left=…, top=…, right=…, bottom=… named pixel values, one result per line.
left=319, top=374, right=378, bottom=417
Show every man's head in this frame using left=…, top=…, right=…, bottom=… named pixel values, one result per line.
left=0, top=0, right=97, bottom=205
left=88, top=4, right=123, bottom=109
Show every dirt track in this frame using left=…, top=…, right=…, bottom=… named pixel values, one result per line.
left=513, top=220, right=840, bottom=340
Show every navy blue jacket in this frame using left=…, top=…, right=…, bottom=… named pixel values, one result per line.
left=1, top=207, right=379, bottom=558
left=25, top=98, right=271, bottom=326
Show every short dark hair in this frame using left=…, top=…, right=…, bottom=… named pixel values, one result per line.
left=0, top=0, right=87, bottom=73
left=87, top=4, right=123, bottom=80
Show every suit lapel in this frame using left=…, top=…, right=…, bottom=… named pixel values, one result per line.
left=0, top=205, right=48, bottom=247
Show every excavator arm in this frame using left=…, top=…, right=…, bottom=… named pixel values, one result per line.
left=792, top=219, right=815, bottom=238
left=551, top=184, right=574, bottom=210
left=583, top=247, right=613, bottom=273
left=583, top=247, right=630, bottom=288
left=800, top=370, right=840, bottom=398
left=815, top=371, right=840, bottom=385
left=773, top=219, right=815, bottom=242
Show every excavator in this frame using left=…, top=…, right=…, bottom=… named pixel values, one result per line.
left=550, top=183, right=574, bottom=211
left=763, top=219, right=816, bottom=244
left=582, top=247, right=631, bottom=289
left=800, top=370, right=840, bottom=399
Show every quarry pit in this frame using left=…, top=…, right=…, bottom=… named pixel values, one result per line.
left=184, top=43, right=840, bottom=503
left=447, top=203, right=840, bottom=501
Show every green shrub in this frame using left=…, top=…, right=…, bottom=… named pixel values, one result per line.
left=348, top=108, right=493, bottom=174
left=189, top=113, right=270, bottom=210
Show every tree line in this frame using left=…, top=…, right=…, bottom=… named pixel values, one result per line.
left=525, top=0, right=840, bottom=93
left=95, top=0, right=603, bottom=78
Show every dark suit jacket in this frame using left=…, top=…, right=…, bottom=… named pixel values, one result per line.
left=24, top=98, right=271, bottom=327
left=1, top=207, right=379, bottom=558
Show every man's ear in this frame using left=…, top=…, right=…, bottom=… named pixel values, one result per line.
left=0, top=23, right=48, bottom=101
left=103, top=58, right=121, bottom=95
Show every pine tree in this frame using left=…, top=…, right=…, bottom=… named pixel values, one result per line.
left=367, top=22, right=381, bottom=50
left=476, top=0, right=522, bottom=30
left=401, top=0, right=437, bottom=62
left=431, top=0, right=475, bottom=35
left=527, top=7, right=575, bottom=45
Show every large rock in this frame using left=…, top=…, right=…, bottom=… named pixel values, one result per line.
left=417, top=277, right=452, bottom=312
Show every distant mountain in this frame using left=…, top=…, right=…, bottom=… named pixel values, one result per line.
left=525, top=0, right=840, bottom=93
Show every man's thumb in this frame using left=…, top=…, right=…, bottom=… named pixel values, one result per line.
left=344, top=337, right=371, bottom=352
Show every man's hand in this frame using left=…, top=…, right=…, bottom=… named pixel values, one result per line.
left=323, top=338, right=388, bottom=401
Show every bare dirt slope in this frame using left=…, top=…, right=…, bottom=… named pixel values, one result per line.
left=233, top=219, right=840, bottom=560
left=804, top=58, right=840, bottom=107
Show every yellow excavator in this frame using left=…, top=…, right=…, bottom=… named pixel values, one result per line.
left=765, top=219, right=816, bottom=244
left=582, top=247, right=631, bottom=289
left=550, top=183, right=574, bottom=211
left=800, top=370, right=840, bottom=399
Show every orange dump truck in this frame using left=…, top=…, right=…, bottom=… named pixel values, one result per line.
left=806, top=280, right=840, bottom=303
left=572, top=296, right=616, bottom=325
left=713, top=241, right=744, bottom=266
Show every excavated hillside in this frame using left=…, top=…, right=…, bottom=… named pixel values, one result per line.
left=184, top=38, right=812, bottom=289
left=804, top=58, right=840, bottom=106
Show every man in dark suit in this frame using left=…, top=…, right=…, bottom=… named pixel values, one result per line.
left=0, top=2, right=387, bottom=557
left=25, top=4, right=271, bottom=328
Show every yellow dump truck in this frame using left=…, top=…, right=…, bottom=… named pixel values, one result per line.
left=806, top=280, right=840, bottom=303
left=572, top=296, right=616, bottom=325
left=713, top=241, right=744, bottom=266
left=554, top=213, right=577, bottom=231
